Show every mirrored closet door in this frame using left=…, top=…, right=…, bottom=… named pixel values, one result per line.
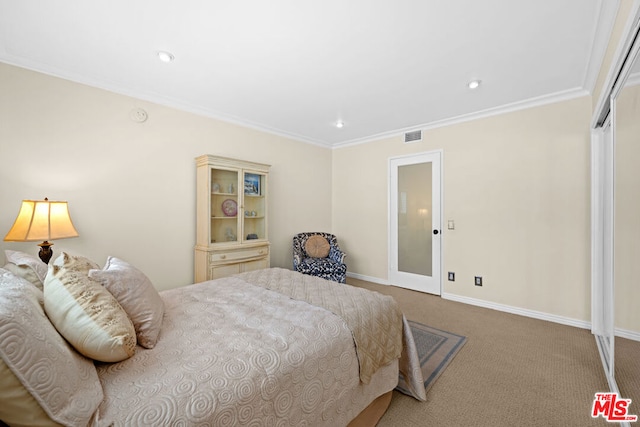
left=592, top=7, right=640, bottom=423
left=611, top=32, right=640, bottom=413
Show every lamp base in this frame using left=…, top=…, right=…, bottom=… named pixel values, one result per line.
left=37, top=241, right=54, bottom=264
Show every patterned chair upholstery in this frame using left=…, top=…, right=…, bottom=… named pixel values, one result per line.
left=293, top=232, right=347, bottom=283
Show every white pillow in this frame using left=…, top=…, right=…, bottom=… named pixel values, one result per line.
left=89, top=256, right=165, bottom=349
left=4, top=249, right=48, bottom=289
left=43, top=252, right=137, bottom=362
left=0, top=268, right=103, bottom=426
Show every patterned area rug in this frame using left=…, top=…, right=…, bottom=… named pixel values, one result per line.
left=396, top=320, right=467, bottom=395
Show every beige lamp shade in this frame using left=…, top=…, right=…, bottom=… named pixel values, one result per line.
left=4, top=199, right=79, bottom=242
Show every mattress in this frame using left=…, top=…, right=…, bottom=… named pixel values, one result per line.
left=95, top=272, right=410, bottom=426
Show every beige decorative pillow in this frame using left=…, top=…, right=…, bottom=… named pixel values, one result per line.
left=0, top=268, right=103, bottom=426
left=89, top=256, right=165, bottom=349
left=43, top=252, right=137, bottom=362
left=305, top=235, right=330, bottom=258
left=3, top=262, right=42, bottom=290
left=4, top=249, right=48, bottom=289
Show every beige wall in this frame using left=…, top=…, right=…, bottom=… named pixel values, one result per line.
left=333, top=97, right=593, bottom=322
left=337, top=0, right=637, bottom=333
left=0, top=5, right=632, bottom=326
left=0, top=63, right=333, bottom=290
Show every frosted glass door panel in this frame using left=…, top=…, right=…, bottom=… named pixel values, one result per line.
left=397, top=163, right=432, bottom=276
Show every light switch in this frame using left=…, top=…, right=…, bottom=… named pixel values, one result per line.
left=448, top=220, right=455, bottom=230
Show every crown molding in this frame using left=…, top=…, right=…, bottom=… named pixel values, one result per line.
left=0, top=56, right=334, bottom=149
left=0, top=56, right=596, bottom=151
left=333, top=87, right=590, bottom=149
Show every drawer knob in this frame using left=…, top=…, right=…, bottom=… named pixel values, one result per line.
left=220, top=255, right=226, bottom=259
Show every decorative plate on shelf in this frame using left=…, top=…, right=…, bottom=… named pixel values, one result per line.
left=221, top=199, right=237, bottom=217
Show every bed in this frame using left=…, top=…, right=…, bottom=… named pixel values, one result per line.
left=0, top=251, right=425, bottom=427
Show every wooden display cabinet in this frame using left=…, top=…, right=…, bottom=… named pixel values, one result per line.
left=195, top=155, right=270, bottom=282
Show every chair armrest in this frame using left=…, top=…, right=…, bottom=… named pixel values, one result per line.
left=293, top=253, right=302, bottom=270
left=329, top=246, right=346, bottom=264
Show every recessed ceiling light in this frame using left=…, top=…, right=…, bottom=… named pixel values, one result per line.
left=468, top=80, right=481, bottom=89
left=335, top=120, right=345, bottom=129
left=157, top=51, right=175, bottom=63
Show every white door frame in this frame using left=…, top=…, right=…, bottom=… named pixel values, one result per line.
left=388, top=150, right=443, bottom=295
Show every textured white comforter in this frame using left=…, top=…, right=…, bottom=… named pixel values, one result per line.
left=236, top=268, right=403, bottom=384
left=96, top=269, right=425, bottom=426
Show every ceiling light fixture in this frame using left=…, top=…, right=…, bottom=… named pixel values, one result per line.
left=468, top=80, right=481, bottom=89
left=157, top=51, right=175, bottom=63
left=335, top=120, right=344, bottom=129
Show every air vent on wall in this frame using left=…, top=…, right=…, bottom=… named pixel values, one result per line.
left=404, top=130, right=422, bottom=143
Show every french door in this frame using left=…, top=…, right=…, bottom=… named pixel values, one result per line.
left=389, top=151, right=442, bottom=295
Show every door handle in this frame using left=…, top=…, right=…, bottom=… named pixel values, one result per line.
left=433, top=230, right=439, bottom=235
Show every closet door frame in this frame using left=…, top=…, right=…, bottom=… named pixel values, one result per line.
left=591, top=118, right=615, bottom=384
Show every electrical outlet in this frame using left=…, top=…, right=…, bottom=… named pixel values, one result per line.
left=475, top=276, right=483, bottom=286
left=448, top=272, right=455, bottom=281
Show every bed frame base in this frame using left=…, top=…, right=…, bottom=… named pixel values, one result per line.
left=347, top=390, right=393, bottom=427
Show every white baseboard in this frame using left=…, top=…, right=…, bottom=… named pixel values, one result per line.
left=346, top=273, right=640, bottom=342
left=615, top=327, right=640, bottom=342
left=442, top=293, right=640, bottom=342
left=441, top=292, right=592, bottom=330
left=346, top=272, right=390, bottom=286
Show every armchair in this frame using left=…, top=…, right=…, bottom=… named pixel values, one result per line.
left=293, top=232, right=347, bottom=283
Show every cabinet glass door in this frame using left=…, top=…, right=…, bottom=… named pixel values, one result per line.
left=210, top=167, right=239, bottom=243
left=242, top=171, right=266, bottom=242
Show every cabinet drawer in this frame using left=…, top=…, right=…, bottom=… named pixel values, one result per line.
left=210, top=247, right=269, bottom=263
left=243, top=258, right=269, bottom=272
left=210, top=264, right=241, bottom=279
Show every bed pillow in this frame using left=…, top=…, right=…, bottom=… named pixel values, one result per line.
left=4, top=249, right=48, bottom=289
left=305, top=235, right=330, bottom=258
left=43, top=252, right=137, bottom=362
left=89, top=256, right=165, bottom=349
left=0, top=268, right=103, bottom=426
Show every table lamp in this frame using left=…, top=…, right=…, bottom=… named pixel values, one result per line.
left=4, top=198, right=79, bottom=264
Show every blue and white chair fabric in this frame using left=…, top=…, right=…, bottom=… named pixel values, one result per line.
left=292, top=232, right=347, bottom=283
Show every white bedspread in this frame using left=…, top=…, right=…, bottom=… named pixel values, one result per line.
left=236, top=268, right=403, bottom=384
left=96, top=275, right=404, bottom=426
left=236, top=268, right=426, bottom=402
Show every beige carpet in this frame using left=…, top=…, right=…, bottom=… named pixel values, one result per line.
left=347, top=278, right=640, bottom=427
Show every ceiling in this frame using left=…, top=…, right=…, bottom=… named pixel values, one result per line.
left=0, top=0, right=617, bottom=147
